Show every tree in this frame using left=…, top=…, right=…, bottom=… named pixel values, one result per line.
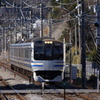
left=88, top=50, right=97, bottom=63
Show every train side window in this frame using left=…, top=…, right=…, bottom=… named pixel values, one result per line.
left=20, top=48, right=21, bottom=57
left=16, top=48, right=17, bottom=57
left=18, top=48, right=20, bottom=57
left=20, top=48, right=22, bottom=57
left=17, top=48, right=19, bottom=57
left=28, top=48, right=31, bottom=58
left=22, top=48, right=23, bottom=58
left=25, top=48, right=28, bottom=58
left=15, top=48, right=16, bottom=57
left=23, top=48, right=25, bottom=58
left=13, top=48, right=16, bottom=57
left=17, top=48, right=18, bottom=57
left=10, top=48, right=12, bottom=56
left=12, top=48, right=14, bottom=56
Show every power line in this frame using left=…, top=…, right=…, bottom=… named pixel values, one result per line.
left=56, top=1, right=77, bottom=6
left=3, top=0, right=21, bottom=8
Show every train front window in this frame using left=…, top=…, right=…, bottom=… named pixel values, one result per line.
left=34, top=46, right=44, bottom=60
left=34, top=41, right=63, bottom=60
left=44, top=46, right=52, bottom=60
left=53, top=46, right=63, bottom=60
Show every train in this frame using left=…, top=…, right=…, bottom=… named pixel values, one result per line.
left=10, top=37, right=64, bottom=82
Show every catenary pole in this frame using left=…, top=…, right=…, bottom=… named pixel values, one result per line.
left=81, top=0, right=86, bottom=88
left=40, top=0, right=43, bottom=37
left=96, top=0, right=100, bottom=68
left=77, top=0, right=81, bottom=60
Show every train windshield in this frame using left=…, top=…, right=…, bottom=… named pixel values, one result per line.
left=53, top=46, right=63, bottom=60
left=34, top=41, right=63, bottom=60
left=44, top=46, right=52, bottom=60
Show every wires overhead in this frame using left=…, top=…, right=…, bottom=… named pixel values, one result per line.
left=3, top=0, right=21, bottom=8
left=56, top=1, right=77, bottom=6
left=23, top=1, right=38, bottom=9
left=3, top=0, right=49, bottom=9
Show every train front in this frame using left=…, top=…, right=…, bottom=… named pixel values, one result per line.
left=32, top=38, right=64, bottom=82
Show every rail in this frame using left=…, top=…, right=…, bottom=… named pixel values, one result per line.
left=0, top=90, right=8, bottom=100
left=75, top=93, right=93, bottom=100
left=0, top=76, right=26, bottom=100
left=45, top=83, right=94, bottom=100
left=0, top=61, right=29, bottom=80
left=0, top=60, right=97, bottom=100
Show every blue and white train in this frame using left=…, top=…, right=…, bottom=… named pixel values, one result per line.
left=10, top=37, right=64, bottom=82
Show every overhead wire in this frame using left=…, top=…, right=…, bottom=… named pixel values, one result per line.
left=3, top=0, right=21, bottom=8
left=0, top=1, right=76, bottom=29
left=23, top=1, right=39, bottom=9
left=3, top=0, right=43, bottom=8
left=0, top=0, right=81, bottom=29
left=57, top=1, right=78, bottom=6
left=1, top=1, right=94, bottom=30
left=1, top=0, right=36, bottom=25
left=23, top=0, right=51, bottom=6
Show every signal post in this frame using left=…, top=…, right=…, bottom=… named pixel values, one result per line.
left=95, top=1, right=100, bottom=92
left=96, top=1, right=100, bottom=68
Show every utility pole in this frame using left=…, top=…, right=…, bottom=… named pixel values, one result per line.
left=75, top=24, right=78, bottom=55
left=96, top=0, right=100, bottom=68
left=81, top=0, right=86, bottom=88
left=48, top=9, right=52, bottom=38
left=48, top=1, right=52, bottom=38
left=4, top=28, right=7, bottom=52
left=69, top=29, right=72, bottom=83
left=21, top=17, right=23, bottom=40
left=40, top=0, right=43, bottom=37
left=77, top=0, right=81, bottom=58
left=15, top=20, right=17, bottom=42
left=1, top=27, right=4, bottom=52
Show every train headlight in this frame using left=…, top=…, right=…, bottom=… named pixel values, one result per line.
left=45, top=41, right=48, bottom=44
left=44, top=41, right=53, bottom=44
left=49, top=41, right=53, bottom=44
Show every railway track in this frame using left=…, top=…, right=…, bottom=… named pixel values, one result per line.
left=44, top=84, right=94, bottom=100
left=0, top=90, right=8, bottom=100
left=0, top=60, right=29, bottom=80
left=0, top=59, right=97, bottom=100
left=0, top=76, right=26, bottom=100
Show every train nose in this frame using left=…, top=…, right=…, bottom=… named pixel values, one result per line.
left=43, top=61, right=54, bottom=70
left=43, top=61, right=64, bottom=70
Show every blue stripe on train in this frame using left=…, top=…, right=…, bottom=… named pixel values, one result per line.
left=54, top=65, right=64, bottom=67
left=10, top=60, right=31, bottom=67
left=10, top=58, right=63, bottom=67
left=31, top=65, right=43, bottom=67
left=10, top=60, right=43, bottom=67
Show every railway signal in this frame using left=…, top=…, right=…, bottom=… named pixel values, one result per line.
left=95, top=22, right=100, bottom=27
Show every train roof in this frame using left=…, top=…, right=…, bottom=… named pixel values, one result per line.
left=10, top=42, right=31, bottom=47
left=10, top=37, right=63, bottom=47
left=15, top=37, right=62, bottom=43
left=26, top=37, right=56, bottom=42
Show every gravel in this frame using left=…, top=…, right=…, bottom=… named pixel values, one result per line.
left=25, top=94, right=64, bottom=100
left=0, top=57, right=100, bottom=100
left=0, top=58, right=64, bottom=100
